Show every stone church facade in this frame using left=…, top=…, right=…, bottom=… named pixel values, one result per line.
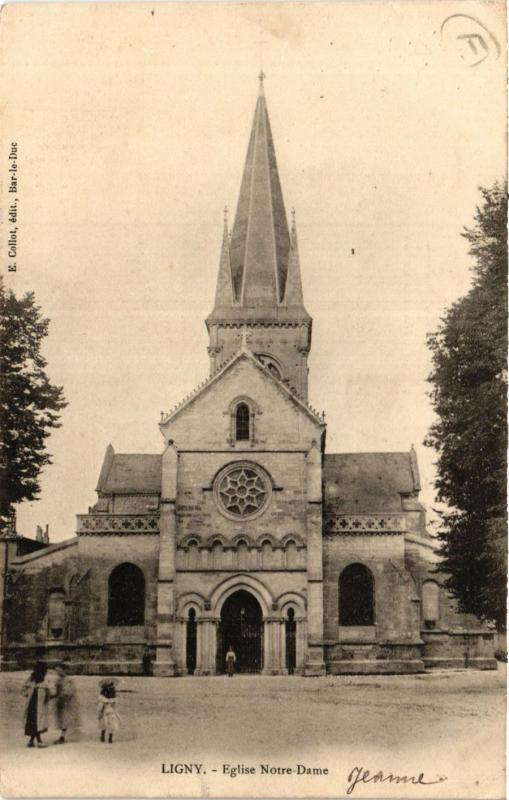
left=1, top=80, right=496, bottom=676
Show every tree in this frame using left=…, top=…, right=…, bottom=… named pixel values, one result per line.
left=0, top=281, right=67, bottom=530
left=425, top=183, right=507, bottom=630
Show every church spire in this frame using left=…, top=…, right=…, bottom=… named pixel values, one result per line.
left=229, top=75, right=288, bottom=308
left=206, top=78, right=312, bottom=399
left=283, top=208, right=305, bottom=306
left=213, top=206, right=233, bottom=307
left=207, top=77, right=309, bottom=322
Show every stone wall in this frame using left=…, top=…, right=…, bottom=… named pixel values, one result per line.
left=208, top=323, right=310, bottom=400
left=6, top=541, right=79, bottom=646
left=404, top=536, right=497, bottom=669
left=323, top=533, right=421, bottom=644
left=4, top=533, right=161, bottom=670
left=162, top=355, right=322, bottom=452
left=76, top=534, right=160, bottom=643
left=175, top=451, right=309, bottom=548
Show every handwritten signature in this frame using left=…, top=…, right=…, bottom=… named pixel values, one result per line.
left=346, top=766, right=448, bottom=795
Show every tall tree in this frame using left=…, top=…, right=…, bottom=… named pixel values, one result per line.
left=426, top=183, right=507, bottom=630
left=0, top=281, right=67, bottom=530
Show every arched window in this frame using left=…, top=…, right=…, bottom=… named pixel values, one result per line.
left=237, top=540, right=249, bottom=569
left=212, top=541, right=223, bottom=569
left=261, top=540, right=273, bottom=569
left=339, top=563, right=374, bottom=626
left=187, top=541, right=199, bottom=569
left=48, top=589, right=66, bottom=639
left=108, top=563, right=145, bottom=626
left=235, top=403, right=250, bottom=440
left=286, top=540, right=298, bottom=569
left=67, top=575, right=80, bottom=642
left=422, top=581, right=440, bottom=628
left=256, top=354, right=282, bottom=380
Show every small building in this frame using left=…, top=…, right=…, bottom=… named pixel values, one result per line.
left=1, top=79, right=496, bottom=675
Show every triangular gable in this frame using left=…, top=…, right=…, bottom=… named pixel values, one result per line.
left=160, top=347, right=325, bottom=430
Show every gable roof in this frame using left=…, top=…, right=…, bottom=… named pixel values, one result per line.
left=160, top=347, right=325, bottom=429
left=96, top=452, right=161, bottom=494
left=11, top=537, right=78, bottom=565
left=323, top=450, right=420, bottom=514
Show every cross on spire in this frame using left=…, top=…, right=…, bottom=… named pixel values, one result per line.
left=258, top=69, right=266, bottom=88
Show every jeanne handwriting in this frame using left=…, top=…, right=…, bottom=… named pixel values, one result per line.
left=346, top=766, right=448, bottom=795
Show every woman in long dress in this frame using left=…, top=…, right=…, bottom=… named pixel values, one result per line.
left=23, top=661, right=50, bottom=748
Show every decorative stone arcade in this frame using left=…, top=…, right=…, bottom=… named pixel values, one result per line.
left=173, top=578, right=307, bottom=676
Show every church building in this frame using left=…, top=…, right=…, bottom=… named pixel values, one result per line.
left=0, top=78, right=496, bottom=676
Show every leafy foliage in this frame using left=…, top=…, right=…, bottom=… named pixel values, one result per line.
left=0, top=282, right=67, bottom=528
left=426, top=183, right=507, bottom=629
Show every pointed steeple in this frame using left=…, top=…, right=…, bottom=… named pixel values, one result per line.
left=283, top=209, right=305, bottom=306
left=205, top=78, right=312, bottom=399
left=213, top=207, right=233, bottom=307
left=207, top=78, right=309, bottom=323
left=230, top=76, right=289, bottom=308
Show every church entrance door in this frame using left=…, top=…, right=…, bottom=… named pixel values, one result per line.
left=218, top=590, right=262, bottom=673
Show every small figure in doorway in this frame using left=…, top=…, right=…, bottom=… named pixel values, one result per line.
left=142, top=645, right=152, bottom=676
left=22, top=661, right=50, bottom=748
left=225, top=645, right=237, bottom=677
left=98, top=679, right=120, bottom=744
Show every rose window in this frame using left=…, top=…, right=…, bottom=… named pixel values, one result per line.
left=216, top=463, right=270, bottom=519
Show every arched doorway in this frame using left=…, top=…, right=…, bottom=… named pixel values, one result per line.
left=186, top=608, right=197, bottom=674
left=285, top=608, right=296, bottom=674
left=218, top=590, right=262, bottom=673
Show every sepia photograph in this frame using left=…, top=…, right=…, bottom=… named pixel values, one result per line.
left=0, top=2, right=506, bottom=797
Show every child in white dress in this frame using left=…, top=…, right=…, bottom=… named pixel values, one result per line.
left=98, top=680, right=120, bottom=744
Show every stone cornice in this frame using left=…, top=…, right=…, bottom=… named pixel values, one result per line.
left=206, top=320, right=310, bottom=329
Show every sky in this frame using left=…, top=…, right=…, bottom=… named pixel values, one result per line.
left=1, top=1, right=506, bottom=543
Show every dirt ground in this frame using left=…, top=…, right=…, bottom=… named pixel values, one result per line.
left=0, top=666, right=505, bottom=799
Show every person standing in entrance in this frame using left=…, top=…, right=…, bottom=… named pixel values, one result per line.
left=225, top=645, right=236, bottom=677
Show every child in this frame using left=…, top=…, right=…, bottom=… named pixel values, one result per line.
left=98, top=679, right=120, bottom=744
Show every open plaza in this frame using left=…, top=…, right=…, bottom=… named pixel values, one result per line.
left=0, top=666, right=505, bottom=798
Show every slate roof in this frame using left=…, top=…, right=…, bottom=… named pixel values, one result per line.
left=96, top=452, right=161, bottom=494
left=94, top=445, right=420, bottom=513
left=207, top=81, right=309, bottom=324
left=323, top=451, right=420, bottom=514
